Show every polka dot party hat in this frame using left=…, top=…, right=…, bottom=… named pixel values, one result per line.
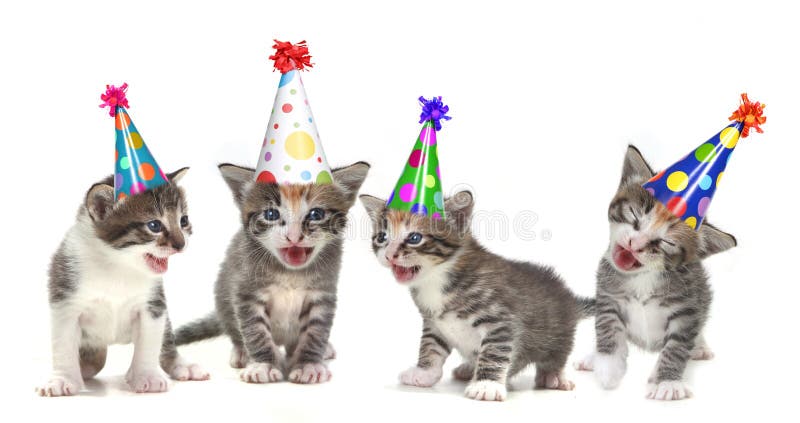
left=642, top=93, right=766, bottom=230
left=99, top=83, right=169, bottom=202
left=254, top=40, right=333, bottom=185
left=386, top=96, right=452, bottom=219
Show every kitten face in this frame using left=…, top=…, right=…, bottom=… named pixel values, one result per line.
left=86, top=167, right=191, bottom=276
left=607, top=146, right=737, bottom=274
left=360, top=191, right=472, bottom=284
left=220, top=162, right=369, bottom=270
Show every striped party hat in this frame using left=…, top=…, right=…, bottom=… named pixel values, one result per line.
left=99, top=83, right=169, bottom=201
left=386, top=96, right=451, bottom=219
left=642, top=93, right=766, bottom=230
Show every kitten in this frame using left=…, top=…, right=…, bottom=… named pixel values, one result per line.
left=174, top=162, right=369, bottom=384
left=574, top=146, right=737, bottom=401
left=36, top=168, right=208, bottom=397
left=359, top=191, right=594, bottom=401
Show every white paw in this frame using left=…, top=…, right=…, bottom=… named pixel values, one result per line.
left=126, top=369, right=170, bottom=393
left=36, top=375, right=82, bottom=397
left=452, top=362, right=475, bottom=381
left=288, top=362, right=332, bottom=384
left=646, top=380, right=693, bottom=401
left=169, top=362, right=210, bottom=381
left=535, top=371, right=575, bottom=391
left=240, top=362, right=283, bottom=383
left=691, top=345, right=715, bottom=360
left=399, top=366, right=442, bottom=387
left=573, top=352, right=595, bottom=371
left=593, top=353, right=626, bottom=389
left=230, top=346, right=248, bottom=369
left=465, top=380, right=507, bottom=401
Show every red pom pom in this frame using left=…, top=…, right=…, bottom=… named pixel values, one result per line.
left=99, top=83, right=130, bottom=117
left=269, top=40, right=313, bottom=73
left=728, top=93, right=766, bottom=138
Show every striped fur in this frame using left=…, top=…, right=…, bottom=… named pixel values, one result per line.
left=174, top=162, right=368, bottom=384
left=360, top=191, right=593, bottom=401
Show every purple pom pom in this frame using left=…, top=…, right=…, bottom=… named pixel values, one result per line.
left=418, top=96, right=452, bottom=131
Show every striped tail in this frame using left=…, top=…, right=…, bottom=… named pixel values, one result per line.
left=174, top=313, right=223, bottom=346
left=576, top=296, right=596, bottom=319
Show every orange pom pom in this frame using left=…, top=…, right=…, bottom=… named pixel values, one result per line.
left=728, top=93, right=766, bottom=138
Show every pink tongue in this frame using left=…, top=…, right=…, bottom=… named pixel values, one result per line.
left=285, top=247, right=308, bottom=265
left=613, top=248, right=638, bottom=270
left=392, top=266, right=415, bottom=283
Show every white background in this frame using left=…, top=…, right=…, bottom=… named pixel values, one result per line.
left=1, top=1, right=798, bottom=421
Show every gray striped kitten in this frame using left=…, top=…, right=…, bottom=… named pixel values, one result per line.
left=360, top=191, right=594, bottom=401
left=574, top=146, right=737, bottom=401
left=37, top=168, right=208, bottom=397
left=175, top=162, right=369, bottom=384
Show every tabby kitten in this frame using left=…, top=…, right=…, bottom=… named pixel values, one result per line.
left=36, top=168, right=208, bottom=397
left=574, top=146, right=737, bottom=401
left=360, top=191, right=594, bottom=401
left=175, top=162, right=369, bottom=384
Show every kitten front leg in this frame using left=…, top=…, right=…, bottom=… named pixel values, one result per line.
left=37, top=308, right=83, bottom=397
left=590, top=295, right=629, bottom=389
left=465, top=323, right=514, bottom=401
left=400, top=318, right=450, bottom=387
left=235, top=293, right=283, bottom=383
left=126, top=309, right=170, bottom=393
left=287, top=292, right=336, bottom=384
left=160, top=317, right=209, bottom=381
left=645, top=313, right=702, bottom=401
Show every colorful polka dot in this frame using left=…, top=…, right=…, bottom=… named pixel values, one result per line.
left=317, top=157, right=322, bottom=163
left=118, top=192, right=127, bottom=201
left=645, top=187, right=655, bottom=196
left=433, top=191, right=444, bottom=209
left=159, top=168, right=167, bottom=181
left=410, top=203, right=428, bottom=215
left=316, top=170, right=332, bottom=184
left=408, top=149, right=424, bottom=168
left=257, top=170, right=277, bottom=184
left=282, top=103, right=293, bottom=113
left=284, top=131, right=316, bottom=160
left=308, top=117, right=313, bottom=123
left=294, top=122, right=300, bottom=128
left=666, top=171, right=689, bottom=192
left=301, top=170, right=311, bottom=181
left=270, top=138, right=276, bottom=144
left=666, top=196, right=687, bottom=217
left=119, top=156, right=130, bottom=170
left=697, top=196, right=711, bottom=217
left=274, top=123, right=279, bottom=129
left=290, top=89, right=297, bottom=95
left=720, top=126, right=740, bottom=149
left=716, top=171, right=724, bottom=187
left=115, top=173, right=123, bottom=188
left=419, top=126, right=436, bottom=146
left=399, top=184, right=417, bottom=202
left=264, top=152, right=272, bottom=161
left=138, top=163, right=155, bottom=181
left=130, top=182, right=147, bottom=195
left=694, top=143, right=717, bottom=163
left=424, top=174, right=436, bottom=188
left=699, top=174, right=713, bottom=190
left=284, top=165, right=291, bottom=171
left=115, top=112, right=130, bottom=130
left=685, top=216, right=697, bottom=230
left=432, top=212, right=442, bottom=220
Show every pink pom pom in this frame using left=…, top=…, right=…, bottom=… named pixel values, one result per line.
left=99, top=83, right=130, bottom=117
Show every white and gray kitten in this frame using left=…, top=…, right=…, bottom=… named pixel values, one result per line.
left=360, top=191, right=594, bottom=401
left=575, top=146, right=737, bottom=401
left=37, top=168, right=208, bottom=397
left=175, top=162, right=369, bottom=384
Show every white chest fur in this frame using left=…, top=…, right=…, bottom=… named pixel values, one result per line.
left=435, top=313, right=482, bottom=358
left=264, top=275, right=309, bottom=346
left=622, top=272, right=673, bottom=350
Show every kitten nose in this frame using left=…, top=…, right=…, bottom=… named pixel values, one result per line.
left=286, top=233, right=304, bottom=244
left=629, top=236, right=648, bottom=252
left=171, top=237, right=186, bottom=252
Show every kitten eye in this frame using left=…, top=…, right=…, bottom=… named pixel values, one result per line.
left=376, top=231, right=388, bottom=244
left=180, top=216, right=189, bottom=228
left=147, top=220, right=163, bottom=233
left=629, top=206, right=640, bottom=230
left=264, top=208, right=280, bottom=221
left=307, top=208, right=325, bottom=221
left=407, top=232, right=423, bottom=245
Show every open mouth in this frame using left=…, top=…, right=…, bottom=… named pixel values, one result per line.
left=391, top=264, right=420, bottom=283
left=279, top=246, right=314, bottom=267
left=612, top=244, right=642, bottom=271
left=144, top=253, right=169, bottom=274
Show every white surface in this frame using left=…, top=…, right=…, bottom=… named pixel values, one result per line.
left=1, top=0, right=798, bottom=421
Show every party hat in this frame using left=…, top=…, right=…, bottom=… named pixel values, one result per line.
left=99, top=83, right=169, bottom=201
left=642, top=93, right=766, bottom=230
left=254, top=40, right=333, bottom=185
left=386, top=96, right=452, bottom=219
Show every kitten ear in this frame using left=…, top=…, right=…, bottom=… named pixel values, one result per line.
left=218, top=163, right=255, bottom=205
left=85, top=183, right=115, bottom=222
left=619, top=145, right=656, bottom=189
left=332, top=161, right=370, bottom=203
left=697, top=222, right=737, bottom=259
left=167, top=167, right=190, bottom=184
left=359, top=194, right=386, bottom=224
left=444, top=190, right=474, bottom=233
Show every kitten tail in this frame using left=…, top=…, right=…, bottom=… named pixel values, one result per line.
left=174, top=313, right=223, bottom=346
left=575, top=296, right=596, bottom=319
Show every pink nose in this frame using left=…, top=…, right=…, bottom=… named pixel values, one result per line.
left=628, top=235, right=649, bottom=252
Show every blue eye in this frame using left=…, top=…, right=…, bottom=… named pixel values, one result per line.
left=264, top=209, right=280, bottom=221
left=180, top=216, right=189, bottom=228
left=407, top=232, right=423, bottom=245
left=376, top=231, right=388, bottom=244
left=147, top=220, right=163, bottom=233
left=308, top=208, right=325, bottom=221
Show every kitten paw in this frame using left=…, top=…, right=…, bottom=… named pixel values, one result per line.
left=690, top=345, right=715, bottom=360
left=573, top=353, right=595, bottom=371
left=452, top=362, right=475, bottom=381
left=169, top=362, right=210, bottom=381
left=534, top=371, right=575, bottom=391
left=230, top=346, right=248, bottom=369
left=323, top=343, right=336, bottom=360
left=646, top=380, right=693, bottom=401
left=126, top=369, right=170, bottom=393
left=36, top=375, right=82, bottom=397
left=465, top=380, right=507, bottom=401
left=288, top=363, right=332, bottom=384
left=240, top=362, right=283, bottom=383
left=593, top=353, right=626, bottom=389
left=399, top=366, right=442, bottom=387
